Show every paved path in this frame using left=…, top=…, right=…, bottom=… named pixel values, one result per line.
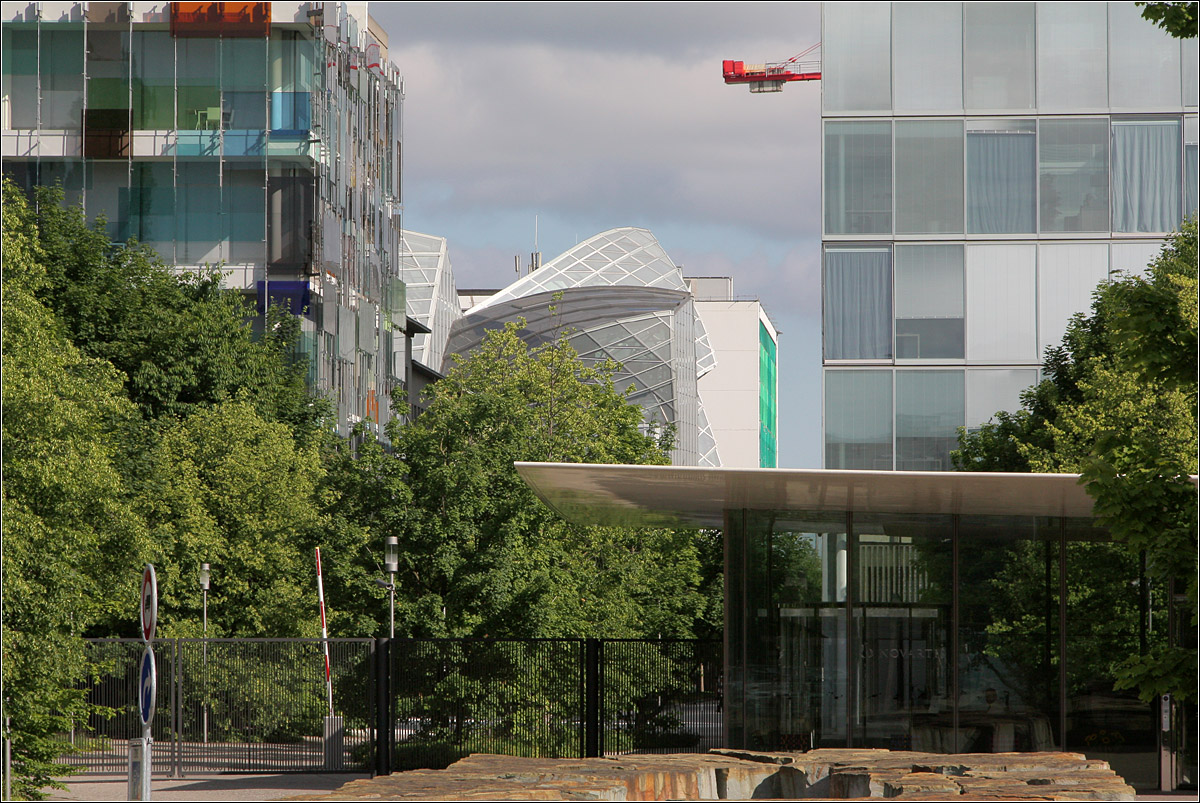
left=44, top=773, right=369, bottom=801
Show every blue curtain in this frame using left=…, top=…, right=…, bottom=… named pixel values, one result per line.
left=967, top=132, right=1036, bottom=234
left=824, top=249, right=892, bottom=360
left=1112, top=121, right=1181, bottom=233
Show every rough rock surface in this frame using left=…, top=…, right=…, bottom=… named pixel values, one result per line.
left=287, top=748, right=1136, bottom=800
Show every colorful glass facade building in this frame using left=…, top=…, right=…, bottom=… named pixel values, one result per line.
left=820, top=2, right=1198, bottom=471
left=2, top=1, right=412, bottom=436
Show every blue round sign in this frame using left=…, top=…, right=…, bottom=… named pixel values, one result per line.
left=139, top=645, right=156, bottom=727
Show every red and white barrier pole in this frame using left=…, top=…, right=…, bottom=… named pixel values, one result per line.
left=315, top=547, right=333, bottom=716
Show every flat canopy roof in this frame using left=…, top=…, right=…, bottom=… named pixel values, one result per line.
left=514, top=463, right=1102, bottom=528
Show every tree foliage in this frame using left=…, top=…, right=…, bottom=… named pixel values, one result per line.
left=2, top=180, right=333, bottom=797
left=954, top=219, right=1199, bottom=702
left=366, top=320, right=709, bottom=640
left=1138, top=1, right=1199, bottom=38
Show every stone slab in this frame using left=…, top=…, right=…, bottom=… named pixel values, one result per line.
left=287, top=748, right=1137, bottom=801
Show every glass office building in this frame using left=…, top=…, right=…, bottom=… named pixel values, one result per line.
left=821, top=2, right=1199, bottom=471
left=516, top=462, right=1188, bottom=790
left=2, top=1, right=411, bottom=437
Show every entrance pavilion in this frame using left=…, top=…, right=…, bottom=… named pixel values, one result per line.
left=515, top=463, right=1183, bottom=791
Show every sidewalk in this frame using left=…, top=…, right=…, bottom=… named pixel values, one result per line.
left=44, top=772, right=369, bottom=801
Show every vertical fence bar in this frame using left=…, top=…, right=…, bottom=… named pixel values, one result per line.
left=585, top=639, right=600, bottom=757
left=374, top=637, right=390, bottom=776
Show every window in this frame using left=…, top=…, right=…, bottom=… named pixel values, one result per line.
left=131, top=31, right=174, bottom=130
left=896, top=120, right=963, bottom=234
left=966, top=368, right=1038, bottom=430
left=1109, top=1, right=1181, bottom=110
left=823, top=2, right=891, bottom=112
left=896, top=370, right=963, bottom=471
left=825, top=370, right=893, bottom=470
left=1186, top=117, right=1198, bottom=217
left=1037, top=244, right=1108, bottom=354
left=2, top=27, right=38, bottom=129
left=824, top=247, right=892, bottom=360
left=895, top=245, right=964, bottom=359
left=40, top=27, right=85, bottom=130
left=967, top=120, right=1035, bottom=234
left=964, top=2, right=1034, bottom=111
left=1039, top=119, right=1109, bottom=233
left=893, top=3, right=961, bottom=112
left=1036, top=3, right=1107, bottom=110
left=825, top=121, right=892, bottom=235
left=966, top=244, right=1037, bottom=362
left=1111, top=119, right=1181, bottom=233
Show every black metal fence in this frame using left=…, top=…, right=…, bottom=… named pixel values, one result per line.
left=58, top=637, right=722, bottom=776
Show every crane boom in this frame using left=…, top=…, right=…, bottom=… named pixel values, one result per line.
left=722, top=45, right=821, bottom=93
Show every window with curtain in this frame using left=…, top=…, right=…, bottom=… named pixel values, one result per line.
left=896, top=120, right=964, bottom=234
left=895, top=245, right=964, bottom=359
left=825, top=370, right=893, bottom=470
left=824, top=247, right=892, bottom=360
left=1039, top=119, right=1109, bottom=233
left=895, top=370, right=963, bottom=471
left=1111, top=119, right=1181, bottom=233
left=967, top=120, right=1035, bottom=234
left=825, top=121, right=892, bottom=235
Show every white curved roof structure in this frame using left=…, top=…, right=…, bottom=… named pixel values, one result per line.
left=400, top=230, right=462, bottom=368
left=450, top=228, right=721, bottom=467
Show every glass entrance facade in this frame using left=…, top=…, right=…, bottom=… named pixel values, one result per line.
left=725, top=509, right=1165, bottom=789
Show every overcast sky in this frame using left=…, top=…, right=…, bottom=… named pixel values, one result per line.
left=373, top=2, right=825, bottom=467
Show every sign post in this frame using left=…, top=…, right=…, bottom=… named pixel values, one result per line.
left=129, top=565, right=157, bottom=801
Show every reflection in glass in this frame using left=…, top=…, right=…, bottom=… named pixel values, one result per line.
left=895, top=121, right=964, bottom=234
left=1064, top=531, right=1159, bottom=789
left=958, top=516, right=1059, bottom=753
left=853, top=514, right=951, bottom=750
left=824, top=371, right=892, bottom=471
left=825, top=122, right=892, bottom=235
left=895, top=245, right=964, bottom=359
left=1040, top=119, right=1109, bottom=233
left=895, top=370, right=963, bottom=471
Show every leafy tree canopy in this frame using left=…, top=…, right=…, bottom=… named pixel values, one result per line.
left=1138, top=1, right=1199, bottom=38
left=319, top=320, right=711, bottom=640
left=954, top=219, right=1198, bottom=702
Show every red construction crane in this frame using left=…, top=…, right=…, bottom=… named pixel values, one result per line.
left=722, top=43, right=821, bottom=93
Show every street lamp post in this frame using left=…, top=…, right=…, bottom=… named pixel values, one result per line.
left=384, top=537, right=398, bottom=639
left=199, top=562, right=210, bottom=744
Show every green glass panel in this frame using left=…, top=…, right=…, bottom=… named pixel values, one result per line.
left=759, top=322, right=778, bottom=468
left=222, top=38, right=267, bottom=92
left=131, top=31, right=173, bottom=130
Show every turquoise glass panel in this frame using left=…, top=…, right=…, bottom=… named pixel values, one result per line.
left=759, top=322, right=778, bottom=468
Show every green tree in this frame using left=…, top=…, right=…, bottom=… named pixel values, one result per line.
left=138, top=400, right=330, bottom=638
left=2, top=182, right=150, bottom=798
left=376, top=320, right=706, bottom=639
left=24, top=184, right=326, bottom=437
left=954, top=220, right=1198, bottom=703
left=1138, top=2, right=1199, bottom=38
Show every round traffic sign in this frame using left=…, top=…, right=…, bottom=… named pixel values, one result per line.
left=138, top=645, right=156, bottom=726
left=140, top=565, right=157, bottom=642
